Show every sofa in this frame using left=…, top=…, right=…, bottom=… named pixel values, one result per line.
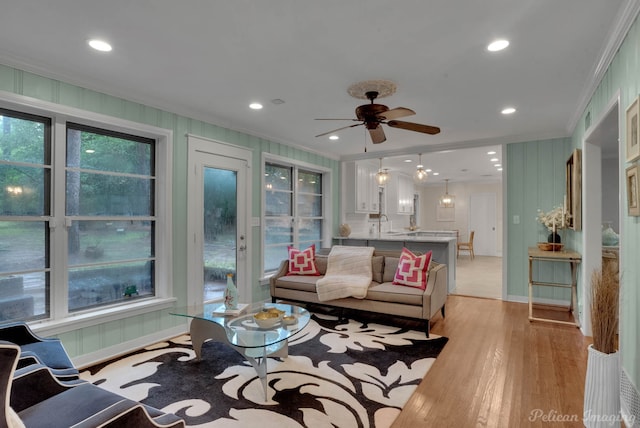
left=270, top=248, right=448, bottom=336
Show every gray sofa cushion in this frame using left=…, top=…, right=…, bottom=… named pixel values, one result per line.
left=315, top=255, right=328, bottom=275
left=372, top=256, right=384, bottom=283
left=366, top=282, right=424, bottom=305
left=275, top=275, right=321, bottom=292
left=383, top=257, right=399, bottom=283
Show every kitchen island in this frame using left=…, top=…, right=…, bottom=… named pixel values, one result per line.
left=333, top=231, right=457, bottom=292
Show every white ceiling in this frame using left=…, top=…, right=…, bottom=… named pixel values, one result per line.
left=0, top=0, right=630, bottom=183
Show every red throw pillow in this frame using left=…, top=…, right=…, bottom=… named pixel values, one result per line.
left=287, top=244, right=319, bottom=275
left=393, top=248, right=432, bottom=290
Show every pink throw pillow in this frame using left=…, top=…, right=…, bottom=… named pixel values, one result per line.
left=287, top=244, right=319, bottom=275
left=393, top=248, right=432, bottom=290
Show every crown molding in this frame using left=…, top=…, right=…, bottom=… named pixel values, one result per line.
left=568, top=0, right=640, bottom=135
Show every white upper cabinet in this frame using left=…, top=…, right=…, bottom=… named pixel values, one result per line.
left=396, top=174, right=415, bottom=214
left=345, top=161, right=380, bottom=213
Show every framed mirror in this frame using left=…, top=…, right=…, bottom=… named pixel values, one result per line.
left=566, top=149, right=582, bottom=230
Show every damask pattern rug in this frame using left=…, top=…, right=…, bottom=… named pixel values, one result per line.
left=80, top=313, right=448, bottom=428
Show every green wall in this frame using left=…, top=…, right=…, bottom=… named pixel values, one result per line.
left=569, top=13, right=640, bottom=390
left=0, top=64, right=340, bottom=359
left=506, top=137, right=574, bottom=303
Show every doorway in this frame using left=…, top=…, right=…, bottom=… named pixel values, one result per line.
left=187, top=135, right=252, bottom=308
left=582, top=93, right=620, bottom=336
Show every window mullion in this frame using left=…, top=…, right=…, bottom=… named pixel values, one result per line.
left=51, top=118, right=69, bottom=319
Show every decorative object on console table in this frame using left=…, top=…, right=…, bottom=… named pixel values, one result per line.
left=601, top=222, right=619, bottom=246
left=536, top=205, right=570, bottom=251
left=626, top=163, right=639, bottom=216
left=584, top=264, right=620, bottom=427
left=626, top=96, right=640, bottom=162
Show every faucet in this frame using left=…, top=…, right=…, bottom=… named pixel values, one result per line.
left=378, top=213, right=388, bottom=235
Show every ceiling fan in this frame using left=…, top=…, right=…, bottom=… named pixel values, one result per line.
left=315, top=90, right=440, bottom=144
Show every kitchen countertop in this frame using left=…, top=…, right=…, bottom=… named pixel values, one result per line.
left=334, top=232, right=457, bottom=243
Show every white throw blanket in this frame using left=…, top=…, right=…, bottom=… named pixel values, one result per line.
left=316, top=246, right=375, bottom=301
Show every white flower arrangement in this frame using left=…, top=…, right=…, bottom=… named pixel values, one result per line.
left=537, top=206, right=571, bottom=232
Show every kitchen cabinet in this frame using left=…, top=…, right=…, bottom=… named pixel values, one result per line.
left=345, top=161, right=380, bottom=213
left=396, top=174, right=415, bottom=214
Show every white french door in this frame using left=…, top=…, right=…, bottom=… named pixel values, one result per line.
left=187, top=135, right=252, bottom=308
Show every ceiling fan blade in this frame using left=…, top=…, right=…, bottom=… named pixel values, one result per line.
left=314, top=118, right=360, bottom=121
left=369, top=126, right=386, bottom=144
left=315, top=123, right=363, bottom=138
left=387, top=120, right=441, bottom=135
left=376, top=107, right=415, bottom=120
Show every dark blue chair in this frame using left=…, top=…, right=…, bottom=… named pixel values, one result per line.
left=1, top=341, right=185, bottom=428
left=0, top=322, right=78, bottom=379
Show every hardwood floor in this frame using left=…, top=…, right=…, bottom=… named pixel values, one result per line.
left=393, top=295, right=591, bottom=427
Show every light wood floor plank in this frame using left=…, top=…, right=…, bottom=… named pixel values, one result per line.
left=393, top=295, right=590, bottom=427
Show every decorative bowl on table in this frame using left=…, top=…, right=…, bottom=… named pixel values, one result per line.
left=282, top=315, right=297, bottom=326
left=253, top=311, right=282, bottom=328
left=537, top=242, right=564, bottom=251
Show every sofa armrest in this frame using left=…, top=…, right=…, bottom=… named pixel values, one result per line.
left=269, top=260, right=289, bottom=296
left=423, top=262, right=448, bottom=319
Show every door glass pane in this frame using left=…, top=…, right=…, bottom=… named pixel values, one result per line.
left=203, top=167, right=237, bottom=303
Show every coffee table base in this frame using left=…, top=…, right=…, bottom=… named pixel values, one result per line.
left=189, top=318, right=288, bottom=400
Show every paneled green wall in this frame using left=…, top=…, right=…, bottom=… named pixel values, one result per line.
left=569, top=13, right=640, bottom=390
left=0, top=64, right=340, bottom=358
left=506, top=138, right=574, bottom=303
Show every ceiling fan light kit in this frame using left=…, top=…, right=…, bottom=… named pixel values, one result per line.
left=315, top=80, right=440, bottom=145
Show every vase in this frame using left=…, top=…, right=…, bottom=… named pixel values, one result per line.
left=602, top=222, right=619, bottom=246
left=547, top=232, right=561, bottom=243
left=583, top=345, right=620, bottom=427
left=339, top=223, right=351, bottom=237
left=224, top=273, right=238, bottom=310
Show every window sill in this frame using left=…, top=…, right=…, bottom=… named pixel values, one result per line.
left=30, top=297, right=178, bottom=337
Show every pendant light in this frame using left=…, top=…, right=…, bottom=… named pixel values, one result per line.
left=439, top=179, right=455, bottom=207
left=375, top=158, right=390, bottom=186
left=413, top=153, right=428, bottom=183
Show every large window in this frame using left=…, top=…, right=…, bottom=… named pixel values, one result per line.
left=0, top=103, right=169, bottom=324
left=0, top=109, right=51, bottom=321
left=263, top=161, right=324, bottom=275
left=65, top=124, right=155, bottom=312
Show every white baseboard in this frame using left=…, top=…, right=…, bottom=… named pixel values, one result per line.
left=72, top=324, right=188, bottom=369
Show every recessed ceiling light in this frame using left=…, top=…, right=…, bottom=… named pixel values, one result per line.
left=491, top=158, right=499, bottom=162
left=249, top=103, right=263, bottom=110
left=497, top=168, right=503, bottom=171
left=487, top=151, right=496, bottom=155
left=425, top=169, right=432, bottom=172
left=501, top=107, right=516, bottom=115
left=88, top=39, right=112, bottom=52
left=404, top=159, right=413, bottom=163
left=487, top=39, right=509, bottom=52
left=329, top=135, right=339, bottom=140
left=432, top=172, right=440, bottom=176
left=495, top=164, right=502, bottom=167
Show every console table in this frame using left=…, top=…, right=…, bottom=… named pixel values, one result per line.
left=528, top=247, right=581, bottom=327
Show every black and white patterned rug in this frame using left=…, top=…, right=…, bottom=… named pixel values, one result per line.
left=80, top=312, right=448, bottom=428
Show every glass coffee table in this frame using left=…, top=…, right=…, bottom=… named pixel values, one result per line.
left=170, top=302, right=310, bottom=399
